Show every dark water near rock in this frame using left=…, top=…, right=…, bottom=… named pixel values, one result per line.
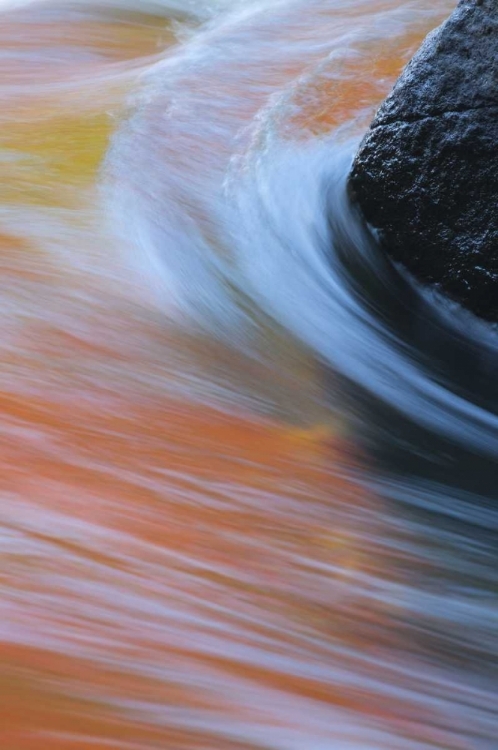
left=0, top=1, right=496, bottom=748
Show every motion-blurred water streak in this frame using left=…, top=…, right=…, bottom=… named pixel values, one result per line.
left=0, top=1, right=496, bottom=749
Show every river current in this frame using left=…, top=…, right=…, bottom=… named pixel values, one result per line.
left=0, top=1, right=496, bottom=748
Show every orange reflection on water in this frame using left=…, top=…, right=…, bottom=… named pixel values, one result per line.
left=0, top=375, right=376, bottom=746
left=0, top=2, right=461, bottom=748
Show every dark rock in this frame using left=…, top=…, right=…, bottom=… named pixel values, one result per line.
left=348, top=0, right=498, bottom=322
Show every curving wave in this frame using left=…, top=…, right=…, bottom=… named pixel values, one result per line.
left=1, top=1, right=496, bottom=748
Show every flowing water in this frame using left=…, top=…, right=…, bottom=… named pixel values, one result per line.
left=0, top=1, right=497, bottom=748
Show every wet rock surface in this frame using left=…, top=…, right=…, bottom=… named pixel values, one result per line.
left=348, top=0, right=498, bottom=321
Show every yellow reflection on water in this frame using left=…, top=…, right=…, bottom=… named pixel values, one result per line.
left=0, top=2, right=456, bottom=748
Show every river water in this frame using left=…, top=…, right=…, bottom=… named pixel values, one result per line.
left=0, top=1, right=496, bottom=748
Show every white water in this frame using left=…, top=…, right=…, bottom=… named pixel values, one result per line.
left=0, top=1, right=496, bottom=748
